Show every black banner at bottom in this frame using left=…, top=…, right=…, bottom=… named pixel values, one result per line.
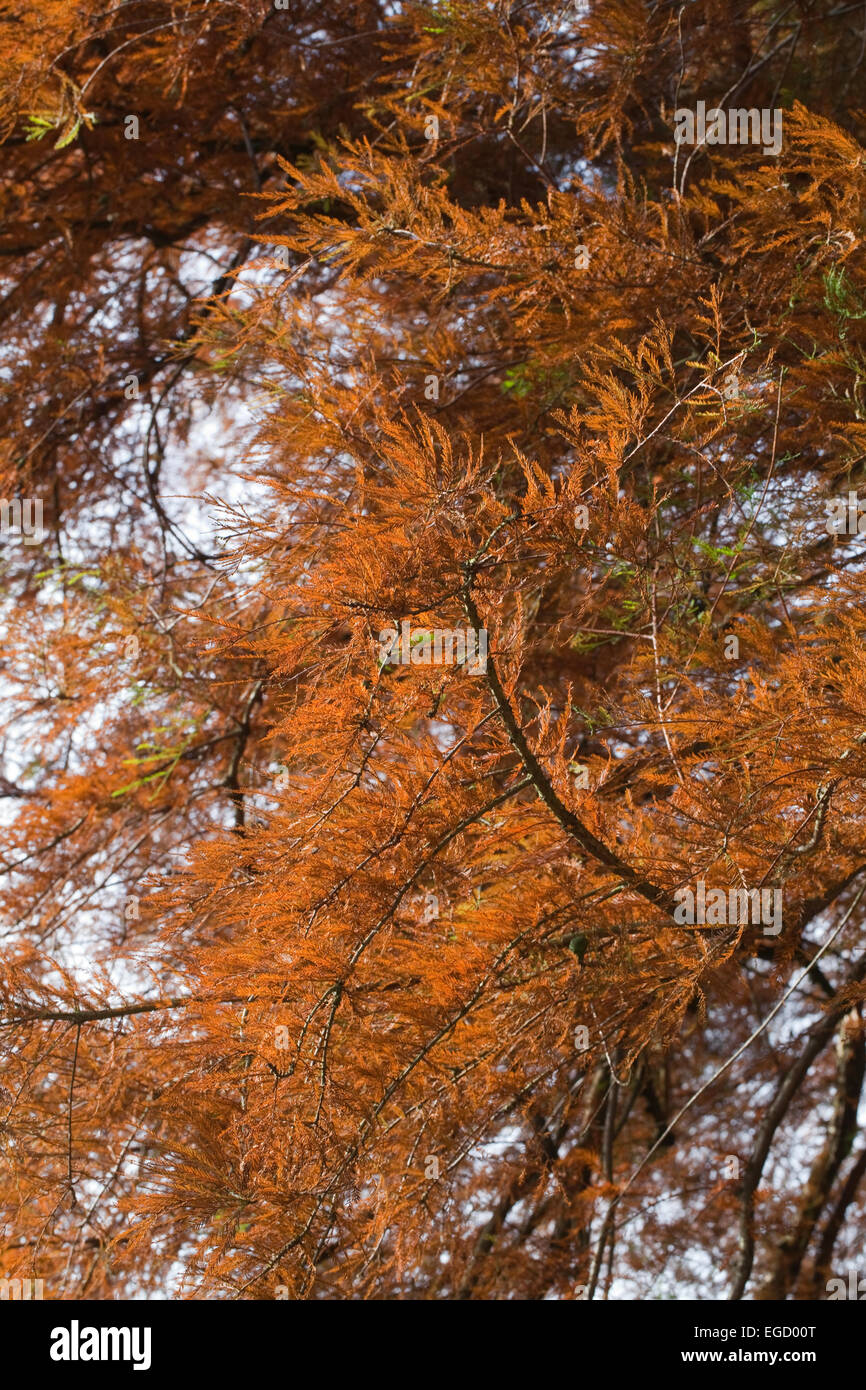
left=1, top=1295, right=858, bottom=1378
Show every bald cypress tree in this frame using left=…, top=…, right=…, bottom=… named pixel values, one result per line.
left=2, top=0, right=866, bottom=1301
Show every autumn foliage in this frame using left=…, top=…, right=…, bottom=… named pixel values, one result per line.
left=2, top=0, right=866, bottom=1300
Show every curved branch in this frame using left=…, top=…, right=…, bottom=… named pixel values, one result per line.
left=463, top=578, right=678, bottom=919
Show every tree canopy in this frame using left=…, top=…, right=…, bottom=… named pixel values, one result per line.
left=2, top=0, right=866, bottom=1300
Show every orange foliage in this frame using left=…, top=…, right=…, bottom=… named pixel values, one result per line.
left=1, top=0, right=866, bottom=1301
